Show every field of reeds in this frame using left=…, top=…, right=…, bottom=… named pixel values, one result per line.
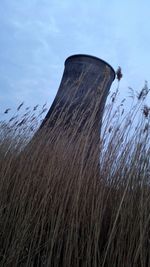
left=0, top=83, right=150, bottom=267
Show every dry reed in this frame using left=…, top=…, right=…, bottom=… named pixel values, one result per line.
left=0, top=84, right=150, bottom=267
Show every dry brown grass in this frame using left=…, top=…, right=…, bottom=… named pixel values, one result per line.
left=0, top=86, right=150, bottom=267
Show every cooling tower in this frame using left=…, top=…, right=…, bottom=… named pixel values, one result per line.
left=38, top=54, right=115, bottom=175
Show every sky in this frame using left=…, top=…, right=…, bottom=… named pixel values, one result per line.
left=0, top=0, right=150, bottom=117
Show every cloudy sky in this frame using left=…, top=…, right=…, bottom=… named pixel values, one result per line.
left=0, top=0, right=150, bottom=116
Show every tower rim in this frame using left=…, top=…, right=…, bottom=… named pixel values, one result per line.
left=65, top=54, right=116, bottom=80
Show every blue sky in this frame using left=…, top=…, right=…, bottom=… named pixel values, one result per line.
left=0, top=0, right=150, bottom=116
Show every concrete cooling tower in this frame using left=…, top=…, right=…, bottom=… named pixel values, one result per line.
left=37, top=54, right=115, bottom=175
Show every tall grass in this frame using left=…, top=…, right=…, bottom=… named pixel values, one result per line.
left=0, top=85, right=150, bottom=267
